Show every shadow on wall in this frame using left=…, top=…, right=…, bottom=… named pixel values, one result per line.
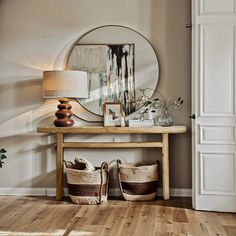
left=0, top=132, right=56, bottom=188
left=0, top=78, right=44, bottom=124
left=20, top=170, right=57, bottom=189
left=0, top=101, right=57, bottom=139
left=13, top=79, right=43, bottom=106
left=54, top=36, right=82, bottom=69
left=0, top=58, right=58, bottom=188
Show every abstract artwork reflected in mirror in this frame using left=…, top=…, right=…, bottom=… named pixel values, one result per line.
left=68, top=44, right=135, bottom=116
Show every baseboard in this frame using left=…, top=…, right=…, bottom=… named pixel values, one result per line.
left=0, top=187, right=192, bottom=197
left=157, top=188, right=192, bottom=197
left=46, top=188, right=69, bottom=196
left=0, top=188, right=48, bottom=196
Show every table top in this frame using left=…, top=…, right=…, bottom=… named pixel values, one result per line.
left=37, top=126, right=187, bottom=134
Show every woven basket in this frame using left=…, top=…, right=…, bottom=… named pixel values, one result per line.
left=117, top=159, right=158, bottom=201
left=65, top=162, right=109, bottom=204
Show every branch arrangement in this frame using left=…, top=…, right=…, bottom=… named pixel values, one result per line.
left=135, top=88, right=184, bottom=120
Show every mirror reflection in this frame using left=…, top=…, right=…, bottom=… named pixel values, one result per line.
left=66, top=25, right=159, bottom=117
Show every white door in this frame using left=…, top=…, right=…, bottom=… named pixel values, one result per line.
left=192, top=0, right=236, bottom=212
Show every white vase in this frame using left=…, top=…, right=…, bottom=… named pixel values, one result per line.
left=144, top=109, right=156, bottom=120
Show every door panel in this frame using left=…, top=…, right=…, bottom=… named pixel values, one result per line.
left=199, top=0, right=235, bottom=15
left=200, top=125, right=235, bottom=144
left=192, top=0, right=236, bottom=212
left=200, top=25, right=235, bottom=116
left=200, top=153, right=235, bottom=194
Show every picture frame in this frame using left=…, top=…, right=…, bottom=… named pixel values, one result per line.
left=103, top=102, right=125, bottom=127
left=67, top=43, right=135, bottom=116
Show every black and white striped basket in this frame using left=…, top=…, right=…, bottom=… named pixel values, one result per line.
left=65, top=162, right=109, bottom=204
left=117, top=159, right=158, bottom=201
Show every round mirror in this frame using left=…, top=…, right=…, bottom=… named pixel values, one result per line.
left=66, top=25, right=159, bottom=117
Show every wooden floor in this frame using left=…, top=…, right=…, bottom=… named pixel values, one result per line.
left=0, top=197, right=235, bottom=236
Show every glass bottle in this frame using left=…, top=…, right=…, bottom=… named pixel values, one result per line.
left=158, top=108, right=173, bottom=127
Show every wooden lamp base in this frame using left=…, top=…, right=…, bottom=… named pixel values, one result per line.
left=54, top=98, right=74, bottom=127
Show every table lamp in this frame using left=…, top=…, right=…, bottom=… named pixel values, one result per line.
left=42, top=70, right=88, bottom=127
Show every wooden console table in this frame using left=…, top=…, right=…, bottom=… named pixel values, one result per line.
left=37, top=126, right=187, bottom=201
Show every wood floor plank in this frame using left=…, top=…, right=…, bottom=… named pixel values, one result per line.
left=185, top=210, right=209, bottom=236
left=173, top=222, right=192, bottom=235
left=0, top=196, right=235, bottom=236
left=65, top=207, right=98, bottom=235
left=133, top=205, right=158, bottom=236
left=196, top=211, right=228, bottom=236
left=117, top=203, right=143, bottom=236
left=130, top=205, right=150, bottom=236
left=159, top=205, right=174, bottom=224
left=90, top=205, right=113, bottom=226
left=101, top=202, right=129, bottom=236
left=224, top=226, right=236, bottom=236
left=217, top=212, right=236, bottom=226
left=154, top=223, right=175, bottom=235
left=0, top=198, right=34, bottom=231
left=173, top=208, right=188, bottom=223
left=9, top=203, right=48, bottom=233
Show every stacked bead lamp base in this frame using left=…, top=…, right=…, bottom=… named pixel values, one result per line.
left=54, top=98, right=74, bottom=127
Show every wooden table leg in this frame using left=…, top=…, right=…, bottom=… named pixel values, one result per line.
left=162, top=133, right=169, bottom=200
left=56, top=133, right=64, bottom=200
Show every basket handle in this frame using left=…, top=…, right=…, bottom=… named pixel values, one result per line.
left=63, top=160, right=74, bottom=168
left=116, top=159, right=125, bottom=200
left=98, top=161, right=109, bottom=204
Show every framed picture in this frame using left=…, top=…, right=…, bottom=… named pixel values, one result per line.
left=103, top=102, right=125, bottom=127
left=68, top=44, right=135, bottom=116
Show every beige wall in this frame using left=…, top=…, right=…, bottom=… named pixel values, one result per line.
left=0, top=0, right=191, bottom=192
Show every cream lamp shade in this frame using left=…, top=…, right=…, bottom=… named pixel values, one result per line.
left=42, top=70, right=89, bottom=127
left=42, top=70, right=89, bottom=98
